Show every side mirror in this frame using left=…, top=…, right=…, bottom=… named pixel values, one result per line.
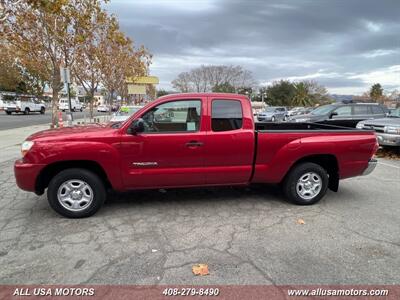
left=128, top=118, right=145, bottom=135
left=330, top=111, right=338, bottom=119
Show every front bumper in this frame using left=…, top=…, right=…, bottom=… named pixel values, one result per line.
left=362, top=158, right=377, bottom=176
left=257, top=116, right=272, bottom=121
left=5, top=107, right=20, bottom=113
left=14, top=159, right=45, bottom=193
left=376, top=133, right=400, bottom=146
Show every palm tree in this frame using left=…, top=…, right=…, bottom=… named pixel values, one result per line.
left=292, top=82, right=313, bottom=106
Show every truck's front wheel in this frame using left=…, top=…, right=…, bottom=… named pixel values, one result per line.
left=283, top=162, right=328, bottom=205
left=47, top=168, right=106, bottom=218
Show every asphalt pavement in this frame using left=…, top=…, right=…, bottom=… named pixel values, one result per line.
left=0, top=109, right=106, bottom=130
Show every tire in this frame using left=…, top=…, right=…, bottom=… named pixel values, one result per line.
left=24, top=108, right=30, bottom=115
left=6, top=111, right=11, bottom=115
left=80, top=108, right=83, bottom=112
left=283, top=115, right=288, bottom=121
left=283, top=162, right=328, bottom=205
left=47, top=168, right=106, bottom=218
left=40, top=107, right=45, bottom=114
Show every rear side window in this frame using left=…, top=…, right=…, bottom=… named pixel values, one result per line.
left=353, top=105, right=369, bottom=115
left=212, top=100, right=243, bottom=132
left=371, top=106, right=383, bottom=114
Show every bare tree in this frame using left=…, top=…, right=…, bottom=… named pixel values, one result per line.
left=172, top=65, right=255, bottom=93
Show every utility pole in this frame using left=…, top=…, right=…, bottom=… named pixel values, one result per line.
left=60, top=67, right=73, bottom=126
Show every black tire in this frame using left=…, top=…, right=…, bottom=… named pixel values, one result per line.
left=80, top=108, right=83, bottom=112
left=6, top=111, right=11, bottom=115
left=24, top=108, right=30, bottom=115
left=283, top=162, right=328, bottom=205
left=47, top=168, right=106, bottom=218
left=40, top=107, right=45, bottom=114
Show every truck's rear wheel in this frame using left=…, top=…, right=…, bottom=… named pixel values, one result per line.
left=6, top=111, right=11, bottom=115
left=283, top=162, right=328, bottom=205
left=40, top=107, right=45, bottom=114
left=24, top=108, right=30, bottom=115
left=47, top=168, right=106, bottom=218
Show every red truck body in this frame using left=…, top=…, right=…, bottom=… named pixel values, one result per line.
left=14, top=93, right=378, bottom=217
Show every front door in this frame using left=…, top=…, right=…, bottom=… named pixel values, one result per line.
left=120, top=99, right=206, bottom=189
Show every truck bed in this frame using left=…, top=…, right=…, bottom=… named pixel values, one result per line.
left=255, top=122, right=363, bottom=131
left=252, top=122, right=377, bottom=184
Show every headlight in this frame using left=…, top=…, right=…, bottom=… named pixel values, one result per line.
left=356, top=123, right=364, bottom=129
left=21, top=141, right=34, bottom=157
left=385, top=126, right=400, bottom=135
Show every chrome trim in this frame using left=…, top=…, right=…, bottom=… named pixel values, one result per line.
left=362, top=159, right=377, bottom=176
left=132, top=162, right=158, bottom=167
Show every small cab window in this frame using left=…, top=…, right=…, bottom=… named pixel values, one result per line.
left=212, top=100, right=243, bottom=132
left=333, top=106, right=351, bottom=116
left=353, top=105, right=369, bottom=115
left=371, top=106, right=383, bottom=114
left=141, top=100, right=201, bottom=133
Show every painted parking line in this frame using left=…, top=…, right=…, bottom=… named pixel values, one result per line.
left=378, top=161, right=400, bottom=169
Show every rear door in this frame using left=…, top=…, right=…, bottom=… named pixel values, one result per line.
left=352, top=105, right=372, bottom=122
left=204, top=97, right=255, bottom=185
left=120, top=98, right=206, bottom=188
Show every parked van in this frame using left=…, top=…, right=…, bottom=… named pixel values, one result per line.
left=59, top=98, right=83, bottom=112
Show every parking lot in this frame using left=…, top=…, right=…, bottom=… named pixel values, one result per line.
left=0, top=155, right=399, bottom=285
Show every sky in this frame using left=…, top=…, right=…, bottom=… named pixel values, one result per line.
left=106, top=0, right=400, bottom=95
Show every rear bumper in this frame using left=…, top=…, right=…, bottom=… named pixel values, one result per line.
left=376, top=133, right=400, bottom=146
left=14, top=159, right=45, bottom=193
left=362, top=159, right=377, bottom=176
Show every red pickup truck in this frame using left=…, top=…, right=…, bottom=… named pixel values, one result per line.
left=15, top=93, right=378, bottom=218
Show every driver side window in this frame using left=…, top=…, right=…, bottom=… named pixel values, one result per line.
left=140, top=100, right=201, bottom=133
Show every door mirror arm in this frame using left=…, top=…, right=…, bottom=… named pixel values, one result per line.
left=330, top=112, right=338, bottom=119
left=128, top=118, right=145, bottom=135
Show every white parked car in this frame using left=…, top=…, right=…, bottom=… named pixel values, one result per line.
left=59, top=98, right=83, bottom=112
left=97, top=105, right=110, bottom=112
left=4, top=98, right=46, bottom=115
left=110, top=105, right=143, bottom=122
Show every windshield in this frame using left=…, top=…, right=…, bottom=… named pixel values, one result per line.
left=265, top=107, right=277, bottom=112
left=389, top=108, right=400, bottom=117
left=310, top=105, right=335, bottom=116
left=116, top=107, right=141, bottom=116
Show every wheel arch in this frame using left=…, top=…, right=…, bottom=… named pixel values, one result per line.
left=35, top=160, right=112, bottom=195
left=285, top=154, right=339, bottom=192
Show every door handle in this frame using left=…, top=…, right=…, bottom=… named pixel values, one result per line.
left=185, top=141, right=203, bottom=147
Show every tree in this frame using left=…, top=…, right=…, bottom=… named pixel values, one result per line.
left=72, top=6, right=108, bottom=118
left=292, top=82, right=312, bottom=106
left=266, top=80, right=296, bottom=106
left=99, top=15, right=151, bottom=108
left=1, top=0, right=109, bottom=126
left=370, top=83, right=383, bottom=102
left=172, top=65, right=255, bottom=93
left=156, top=89, right=170, bottom=97
left=0, top=41, right=45, bottom=95
left=212, top=82, right=236, bottom=93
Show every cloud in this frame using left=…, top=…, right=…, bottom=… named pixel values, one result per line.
left=106, top=0, right=400, bottom=94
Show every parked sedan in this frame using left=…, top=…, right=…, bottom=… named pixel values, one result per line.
left=97, top=105, right=110, bottom=112
left=357, top=108, right=400, bottom=147
left=257, top=107, right=288, bottom=122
